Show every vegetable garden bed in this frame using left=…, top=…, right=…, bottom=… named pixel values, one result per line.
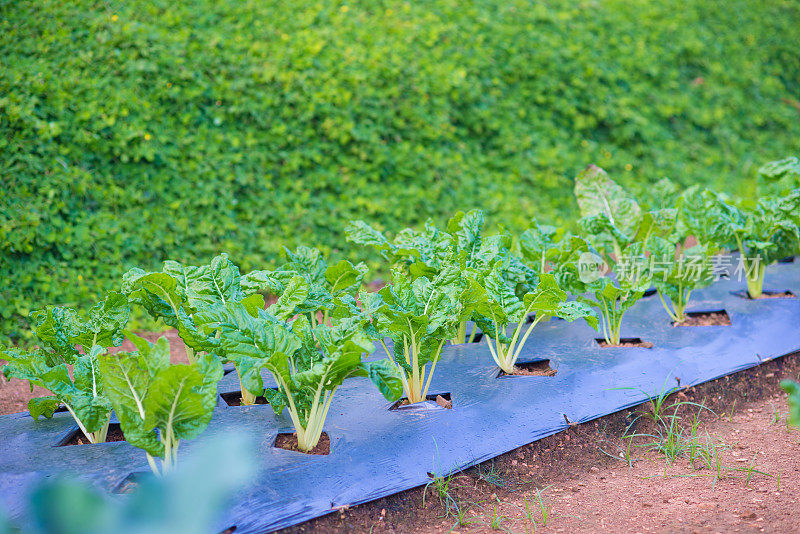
left=1, top=259, right=798, bottom=533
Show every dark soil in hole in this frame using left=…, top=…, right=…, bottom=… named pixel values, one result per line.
left=734, top=289, right=796, bottom=300
left=595, top=338, right=654, bottom=348
left=274, top=432, right=330, bottom=455
left=675, top=310, right=731, bottom=327
left=642, top=287, right=657, bottom=297
left=220, top=391, right=269, bottom=406
left=498, top=360, right=557, bottom=377
left=61, top=423, right=125, bottom=446
left=390, top=393, right=452, bottom=410
left=778, top=256, right=795, bottom=263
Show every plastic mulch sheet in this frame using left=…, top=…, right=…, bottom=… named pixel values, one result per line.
left=1, top=259, right=799, bottom=533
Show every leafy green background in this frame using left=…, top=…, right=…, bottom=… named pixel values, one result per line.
left=2, top=0, right=799, bottom=343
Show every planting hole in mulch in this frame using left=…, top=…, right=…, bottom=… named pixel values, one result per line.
left=674, top=310, right=731, bottom=327
left=595, top=338, right=654, bottom=348
left=389, top=392, right=452, bottom=410
left=497, top=359, right=557, bottom=377
left=778, top=256, right=795, bottom=263
left=465, top=331, right=483, bottom=343
left=733, top=289, right=796, bottom=300
left=273, top=432, right=330, bottom=455
left=112, top=471, right=153, bottom=494
left=220, top=390, right=270, bottom=406
left=642, top=287, right=658, bottom=297
left=56, top=423, right=125, bottom=447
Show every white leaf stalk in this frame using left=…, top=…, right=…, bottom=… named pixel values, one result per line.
left=273, top=370, right=336, bottom=452
left=487, top=310, right=546, bottom=375
left=380, top=329, right=445, bottom=404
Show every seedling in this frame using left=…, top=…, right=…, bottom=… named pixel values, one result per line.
left=471, top=265, right=596, bottom=374
left=366, top=265, right=480, bottom=403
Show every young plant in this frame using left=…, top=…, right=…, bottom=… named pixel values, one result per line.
left=0, top=292, right=129, bottom=443
left=471, top=264, right=596, bottom=374
left=364, top=265, right=479, bottom=403
left=347, top=209, right=535, bottom=344
left=243, top=245, right=368, bottom=327
left=704, top=189, right=800, bottom=298
left=571, top=165, right=673, bottom=343
left=122, top=253, right=265, bottom=404
left=98, top=334, right=223, bottom=475
left=644, top=236, right=717, bottom=323
left=196, top=296, right=401, bottom=452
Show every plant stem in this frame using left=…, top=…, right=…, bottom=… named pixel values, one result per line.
left=746, top=262, right=765, bottom=299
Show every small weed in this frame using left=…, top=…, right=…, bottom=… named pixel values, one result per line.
left=478, top=461, right=509, bottom=489
left=522, top=486, right=551, bottom=531
left=490, top=506, right=509, bottom=531
left=423, top=472, right=460, bottom=518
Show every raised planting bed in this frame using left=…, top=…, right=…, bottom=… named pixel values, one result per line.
left=1, top=259, right=798, bottom=533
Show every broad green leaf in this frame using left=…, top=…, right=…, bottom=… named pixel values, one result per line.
left=28, top=396, right=62, bottom=420
left=574, top=164, right=641, bottom=240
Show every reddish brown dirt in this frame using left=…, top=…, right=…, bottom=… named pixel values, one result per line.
left=736, top=290, right=797, bottom=300
left=503, top=360, right=557, bottom=377
left=597, top=338, right=655, bottom=348
left=676, top=311, right=732, bottom=327
left=0, top=329, right=189, bottom=415
left=274, top=432, right=331, bottom=455
left=279, top=352, right=800, bottom=534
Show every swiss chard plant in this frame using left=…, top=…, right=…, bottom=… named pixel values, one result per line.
left=195, top=293, right=401, bottom=452
left=0, top=292, right=129, bottom=443
left=122, top=253, right=266, bottom=404
left=641, top=189, right=723, bottom=323
left=347, top=209, right=536, bottom=344
left=98, top=333, right=223, bottom=475
left=243, top=245, right=368, bottom=327
left=703, top=189, right=800, bottom=298
left=470, top=263, right=596, bottom=374
left=364, top=265, right=480, bottom=403
left=571, top=165, right=671, bottom=344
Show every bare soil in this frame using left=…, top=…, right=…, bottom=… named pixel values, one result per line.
left=735, top=290, right=797, bottom=300
left=274, top=432, right=331, bottom=455
left=61, top=423, right=126, bottom=446
left=500, top=360, right=557, bottom=377
left=596, top=338, right=655, bottom=348
left=676, top=310, right=732, bottom=327
left=391, top=393, right=453, bottom=410
left=279, top=351, right=800, bottom=534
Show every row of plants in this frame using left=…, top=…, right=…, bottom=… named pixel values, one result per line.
left=3, top=166, right=800, bottom=466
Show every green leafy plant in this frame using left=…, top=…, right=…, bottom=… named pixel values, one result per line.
left=471, top=264, right=595, bottom=374
left=347, top=210, right=536, bottom=344
left=365, top=264, right=480, bottom=403
left=196, top=290, right=402, bottom=452
left=122, top=253, right=265, bottom=404
left=571, top=165, right=669, bottom=344
left=243, top=245, right=368, bottom=327
left=0, top=292, right=129, bottom=443
left=758, top=156, right=800, bottom=195
left=98, top=333, right=223, bottom=475
left=703, top=189, right=800, bottom=298
left=781, top=380, right=800, bottom=430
